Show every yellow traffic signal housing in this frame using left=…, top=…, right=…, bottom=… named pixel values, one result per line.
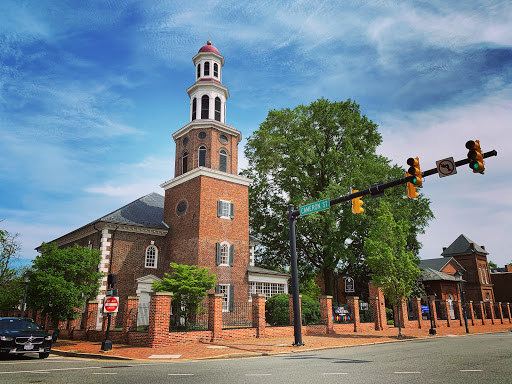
left=466, top=140, right=484, bottom=173
left=407, top=157, right=422, bottom=186
left=406, top=173, right=419, bottom=199
left=351, top=190, right=364, bottom=214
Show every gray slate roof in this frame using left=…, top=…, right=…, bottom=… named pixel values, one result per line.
left=247, top=265, right=290, bottom=278
left=420, top=267, right=459, bottom=282
left=99, top=192, right=166, bottom=229
left=419, top=258, right=450, bottom=271
left=441, top=234, right=488, bottom=257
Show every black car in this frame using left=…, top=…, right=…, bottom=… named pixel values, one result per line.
left=0, top=317, right=52, bottom=359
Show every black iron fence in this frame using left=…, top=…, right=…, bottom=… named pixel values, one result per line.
left=359, top=302, right=373, bottom=323
left=222, top=301, right=252, bottom=329
left=169, top=305, right=209, bottom=332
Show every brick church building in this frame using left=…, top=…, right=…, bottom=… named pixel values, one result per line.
left=41, top=41, right=289, bottom=329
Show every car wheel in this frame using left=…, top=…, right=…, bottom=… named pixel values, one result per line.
left=39, top=352, right=50, bottom=359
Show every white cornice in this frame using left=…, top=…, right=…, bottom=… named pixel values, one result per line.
left=172, top=120, right=242, bottom=142
left=160, top=167, right=252, bottom=190
left=186, top=82, right=229, bottom=99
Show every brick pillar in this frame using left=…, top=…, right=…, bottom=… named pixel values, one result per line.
left=369, top=282, right=386, bottom=331
left=208, top=293, right=223, bottom=342
left=429, top=296, right=438, bottom=328
left=467, top=301, right=474, bottom=326
left=252, top=294, right=266, bottom=338
left=504, top=303, right=512, bottom=324
left=415, top=298, right=422, bottom=328
left=288, top=295, right=302, bottom=326
left=496, top=302, right=504, bottom=324
left=346, top=296, right=359, bottom=332
left=85, top=300, right=99, bottom=332
left=319, top=295, right=333, bottom=334
left=123, top=296, right=139, bottom=335
left=147, top=292, right=172, bottom=348
left=488, top=301, right=495, bottom=324
left=35, top=310, right=43, bottom=327
left=477, top=302, right=485, bottom=325
left=454, top=300, right=463, bottom=326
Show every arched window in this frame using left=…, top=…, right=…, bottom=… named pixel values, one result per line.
left=192, top=98, right=197, bottom=121
left=215, top=97, right=221, bottom=121
left=216, top=242, right=234, bottom=266
left=199, top=146, right=207, bottom=167
left=197, top=64, right=201, bottom=79
left=145, top=245, right=158, bottom=268
left=214, top=63, right=219, bottom=78
left=219, top=149, right=228, bottom=172
left=204, top=61, right=210, bottom=76
left=182, top=151, right=188, bottom=173
left=201, top=95, right=209, bottom=119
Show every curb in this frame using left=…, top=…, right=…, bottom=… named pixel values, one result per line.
left=51, top=349, right=134, bottom=360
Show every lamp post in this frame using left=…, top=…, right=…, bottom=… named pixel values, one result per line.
left=20, top=272, right=30, bottom=318
left=425, top=285, right=436, bottom=335
left=454, top=271, right=469, bottom=334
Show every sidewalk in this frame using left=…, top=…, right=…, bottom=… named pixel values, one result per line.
left=51, top=323, right=511, bottom=361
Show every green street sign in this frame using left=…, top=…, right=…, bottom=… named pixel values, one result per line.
left=299, top=199, right=330, bottom=216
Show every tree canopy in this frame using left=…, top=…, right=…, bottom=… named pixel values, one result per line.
left=27, top=242, right=102, bottom=324
left=242, top=98, right=433, bottom=295
left=364, top=201, right=421, bottom=336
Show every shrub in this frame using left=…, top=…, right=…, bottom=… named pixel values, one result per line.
left=265, top=293, right=321, bottom=326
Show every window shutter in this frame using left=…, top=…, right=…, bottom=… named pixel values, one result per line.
left=229, top=285, right=234, bottom=312
left=216, top=242, right=221, bottom=265
left=217, top=201, right=222, bottom=217
left=229, top=203, right=234, bottom=219
left=229, top=244, right=234, bottom=266
left=215, top=285, right=220, bottom=294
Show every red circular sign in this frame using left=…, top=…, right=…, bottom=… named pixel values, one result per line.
left=104, top=297, right=119, bottom=313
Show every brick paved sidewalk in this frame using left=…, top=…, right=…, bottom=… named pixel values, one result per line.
left=51, top=323, right=512, bottom=361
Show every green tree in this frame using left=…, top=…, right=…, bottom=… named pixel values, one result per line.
left=0, top=230, right=21, bottom=286
left=364, top=202, right=420, bottom=337
left=27, top=242, right=102, bottom=324
left=488, top=260, right=498, bottom=269
left=152, top=263, right=216, bottom=328
left=242, top=98, right=433, bottom=295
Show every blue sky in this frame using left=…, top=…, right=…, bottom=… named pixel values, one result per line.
left=1, top=0, right=511, bottom=267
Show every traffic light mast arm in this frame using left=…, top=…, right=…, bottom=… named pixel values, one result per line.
left=288, top=149, right=498, bottom=219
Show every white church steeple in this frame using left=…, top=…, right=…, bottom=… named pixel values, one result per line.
left=187, top=41, right=229, bottom=123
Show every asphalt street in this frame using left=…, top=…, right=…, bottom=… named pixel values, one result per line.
left=1, top=332, right=510, bottom=384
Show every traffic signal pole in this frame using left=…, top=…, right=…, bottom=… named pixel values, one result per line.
left=288, top=148, right=497, bottom=345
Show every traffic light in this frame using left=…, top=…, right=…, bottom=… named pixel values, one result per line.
left=407, top=157, right=422, bottom=187
left=466, top=140, right=484, bottom=173
left=406, top=173, right=419, bottom=199
left=352, top=190, right=364, bottom=214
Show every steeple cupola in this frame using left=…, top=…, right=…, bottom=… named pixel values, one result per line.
left=188, top=41, right=229, bottom=123
left=170, top=42, right=243, bottom=178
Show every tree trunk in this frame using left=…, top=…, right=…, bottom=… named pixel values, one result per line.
left=396, top=303, right=402, bottom=337
left=323, top=268, right=334, bottom=296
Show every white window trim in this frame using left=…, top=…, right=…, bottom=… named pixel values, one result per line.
left=219, top=241, right=230, bottom=266
left=218, top=200, right=231, bottom=219
left=145, top=243, right=158, bottom=269
left=218, top=284, right=230, bottom=312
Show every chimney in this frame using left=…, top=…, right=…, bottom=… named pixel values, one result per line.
left=470, top=243, right=475, bottom=250
left=506, top=265, right=512, bottom=273
left=481, top=245, right=486, bottom=250
left=442, top=247, right=447, bottom=252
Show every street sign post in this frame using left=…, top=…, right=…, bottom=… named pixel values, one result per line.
left=299, top=199, right=330, bottom=216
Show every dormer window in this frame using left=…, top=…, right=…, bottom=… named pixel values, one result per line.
left=201, top=95, right=209, bottom=119
left=214, top=63, right=219, bottom=78
left=204, top=61, right=210, bottom=76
